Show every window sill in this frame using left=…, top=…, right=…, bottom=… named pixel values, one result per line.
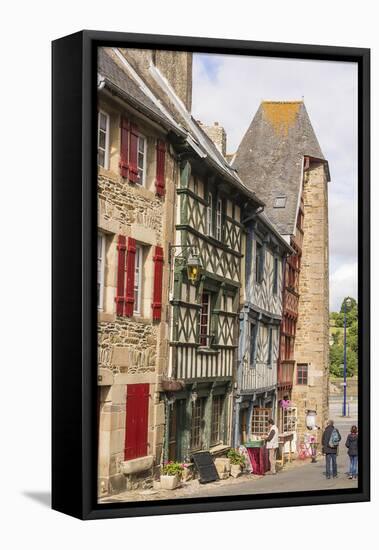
left=120, top=455, right=154, bottom=475
left=98, top=311, right=116, bottom=323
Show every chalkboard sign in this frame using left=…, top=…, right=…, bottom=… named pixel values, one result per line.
left=191, top=451, right=219, bottom=484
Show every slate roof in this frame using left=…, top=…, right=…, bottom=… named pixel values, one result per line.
left=98, top=48, right=185, bottom=137
left=232, top=101, right=329, bottom=236
left=98, top=47, right=263, bottom=206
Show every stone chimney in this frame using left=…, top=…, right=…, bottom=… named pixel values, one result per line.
left=153, top=50, right=193, bottom=112
left=116, top=48, right=193, bottom=112
left=200, top=122, right=227, bottom=157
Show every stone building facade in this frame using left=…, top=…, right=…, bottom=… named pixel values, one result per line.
left=97, top=47, right=181, bottom=497
left=292, top=159, right=330, bottom=433
left=96, top=50, right=331, bottom=498
left=233, top=101, right=330, bottom=446
left=96, top=45, right=261, bottom=495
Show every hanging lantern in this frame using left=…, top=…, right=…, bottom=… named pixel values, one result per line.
left=306, top=410, right=317, bottom=430
left=186, top=252, right=202, bottom=283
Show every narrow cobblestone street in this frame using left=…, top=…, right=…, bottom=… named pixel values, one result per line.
left=100, top=399, right=358, bottom=504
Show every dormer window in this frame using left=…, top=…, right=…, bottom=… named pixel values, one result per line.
left=207, top=193, right=213, bottom=236
left=216, top=199, right=222, bottom=241
left=274, top=196, right=287, bottom=208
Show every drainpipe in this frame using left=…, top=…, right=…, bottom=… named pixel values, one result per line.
left=234, top=309, right=248, bottom=448
left=162, top=396, right=171, bottom=464
left=233, top=397, right=242, bottom=448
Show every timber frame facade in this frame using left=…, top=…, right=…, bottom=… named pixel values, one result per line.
left=95, top=49, right=331, bottom=496
left=234, top=213, right=293, bottom=447
left=166, top=160, right=262, bottom=462
left=233, top=101, right=330, bottom=446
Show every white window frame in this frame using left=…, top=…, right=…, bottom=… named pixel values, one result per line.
left=249, top=322, right=258, bottom=368
left=199, top=292, right=211, bottom=346
left=273, top=256, right=279, bottom=294
left=133, top=245, right=143, bottom=315
left=97, top=233, right=106, bottom=311
left=207, top=193, right=213, bottom=236
left=216, top=198, right=222, bottom=241
left=267, top=327, right=273, bottom=367
left=136, top=134, right=147, bottom=187
left=97, top=110, right=110, bottom=169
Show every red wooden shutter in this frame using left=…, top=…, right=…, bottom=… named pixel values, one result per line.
left=119, top=117, right=130, bottom=178
left=124, top=237, right=136, bottom=317
left=124, top=384, right=149, bottom=460
left=155, top=139, right=166, bottom=196
left=115, top=235, right=126, bottom=316
left=136, top=384, right=149, bottom=457
left=129, top=124, right=139, bottom=183
left=152, top=246, right=164, bottom=321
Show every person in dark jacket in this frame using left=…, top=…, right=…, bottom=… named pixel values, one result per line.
left=321, top=420, right=341, bottom=479
left=345, top=425, right=358, bottom=479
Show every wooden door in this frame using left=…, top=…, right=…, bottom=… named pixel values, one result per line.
left=124, top=384, right=149, bottom=460
left=240, top=409, right=247, bottom=444
left=168, top=399, right=186, bottom=461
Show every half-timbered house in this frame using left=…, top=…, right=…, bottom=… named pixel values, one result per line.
left=166, top=154, right=262, bottom=462
left=96, top=46, right=263, bottom=493
left=234, top=212, right=293, bottom=447
left=96, top=47, right=189, bottom=496
left=233, top=100, right=330, bottom=447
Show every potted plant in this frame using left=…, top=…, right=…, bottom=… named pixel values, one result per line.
left=227, top=449, right=246, bottom=478
left=160, top=461, right=185, bottom=490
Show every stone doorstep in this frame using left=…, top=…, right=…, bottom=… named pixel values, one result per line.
left=120, top=455, right=154, bottom=475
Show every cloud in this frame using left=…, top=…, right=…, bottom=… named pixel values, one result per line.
left=192, top=53, right=358, bottom=312
left=330, top=262, right=358, bottom=311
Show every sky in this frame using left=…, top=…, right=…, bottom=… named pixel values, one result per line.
left=191, top=53, right=358, bottom=312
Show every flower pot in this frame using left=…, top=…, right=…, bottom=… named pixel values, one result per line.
left=230, top=464, right=242, bottom=478
left=160, top=474, right=180, bottom=490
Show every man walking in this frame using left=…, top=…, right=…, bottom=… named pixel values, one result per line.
left=322, top=420, right=341, bottom=479
left=265, top=418, right=279, bottom=475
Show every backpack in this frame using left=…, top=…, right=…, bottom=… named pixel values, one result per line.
left=328, top=428, right=341, bottom=448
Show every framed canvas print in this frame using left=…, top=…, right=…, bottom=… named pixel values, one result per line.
left=52, top=31, right=370, bottom=520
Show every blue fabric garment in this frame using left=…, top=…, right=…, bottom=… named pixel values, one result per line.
left=326, top=453, right=337, bottom=478
left=349, top=455, right=358, bottom=476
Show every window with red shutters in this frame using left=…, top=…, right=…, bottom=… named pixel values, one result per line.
left=119, top=117, right=130, bottom=178
left=115, top=235, right=126, bottom=316
left=124, top=237, right=136, bottom=317
left=155, top=139, right=166, bottom=196
left=152, top=246, right=164, bottom=320
left=128, top=124, right=139, bottom=183
left=124, top=384, right=149, bottom=460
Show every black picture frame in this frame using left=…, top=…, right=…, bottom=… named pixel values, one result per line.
left=52, top=30, right=370, bottom=520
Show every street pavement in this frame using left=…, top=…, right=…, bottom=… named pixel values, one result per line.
left=100, top=399, right=358, bottom=504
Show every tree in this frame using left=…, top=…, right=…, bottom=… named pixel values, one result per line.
left=347, top=320, right=358, bottom=354
left=329, top=342, right=357, bottom=377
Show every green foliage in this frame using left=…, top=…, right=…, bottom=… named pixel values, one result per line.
left=340, top=296, right=357, bottom=314
left=347, top=320, right=358, bottom=354
left=329, top=297, right=358, bottom=377
left=227, top=449, right=246, bottom=466
left=161, top=461, right=185, bottom=477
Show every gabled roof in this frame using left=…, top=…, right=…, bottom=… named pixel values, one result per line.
left=98, top=47, right=263, bottom=207
left=98, top=48, right=186, bottom=137
left=233, top=101, right=329, bottom=236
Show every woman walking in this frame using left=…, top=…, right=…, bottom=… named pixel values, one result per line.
left=345, top=425, right=358, bottom=479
